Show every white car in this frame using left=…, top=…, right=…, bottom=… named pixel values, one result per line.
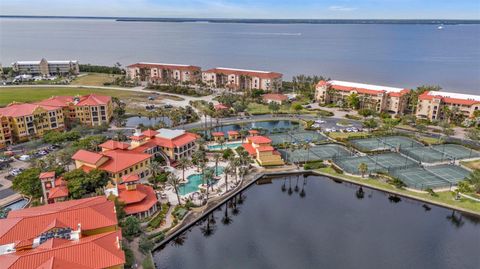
left=19, top=155, right=30, bottom=161
left=315, top=120, right=326, bottom=124
left=325, top=128, right=332, bottom=132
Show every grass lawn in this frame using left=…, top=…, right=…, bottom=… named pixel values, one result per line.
left=327, top=131, right=370, bottom=140
left=317, top=166, right=480, bottom=214
left=460, top=159, right=480, bottom=170
left=71, top=73, right=122, bottom=86
left=247, top=103, right=310, bottom=115
left=416, top=135, right=442, bottom=145
left=0, top=86, right=150, bottom=106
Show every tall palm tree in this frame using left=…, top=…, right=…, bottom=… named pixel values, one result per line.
left=238, top=166, right=248, bottom=183
left=204, top=169, right=214, bottom=200
left=167, top=173, right=182, bottom=205
left=228, top=157, right=240, bottom=183
left=176, top=157, right=191, bottom=182
left=213, top=153, right=221, bottom=176
left=148, top=160, right=162, bottom=178
left=223, top=165, right=232, bottom=192
left=358, top=162, right=368, bottom=178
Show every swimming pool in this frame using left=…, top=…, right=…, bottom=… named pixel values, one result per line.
left=208, top=143, right=242, bottom=151
left=178, top=166, right=225, bottom=196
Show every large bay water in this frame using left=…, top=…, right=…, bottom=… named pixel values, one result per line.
left=154, top=175, right=480, bottom=269
left=1, top=18, right=479, bottom=93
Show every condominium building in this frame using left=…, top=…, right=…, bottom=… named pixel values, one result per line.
left=202, top=67, right=283, bottom=91
left=315, top=80, right=410, bottom=115
left=127, top=62, right=201, bottom=84
left=12, top=58, right=79, bottom=76
left=242, top=135, right=284, bottom=166
left=36, top=94, right=113, bottom=126
left=0, top=196, right=125, bottom=269
left=0, top=103, right=65, bottom=145
left=416, top=91, right=480, bottom=121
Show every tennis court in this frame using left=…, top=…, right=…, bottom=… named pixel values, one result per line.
left=426, top=164, right=470, bottom=184
left=349, top=137, right=390, bottom=151
left=333, top=155, right=385, bottom=174
left=269, top=133, right=293, bottom=145
left=368, top=152, right=419, bottom=171
left=380, top=136, right=423, bottom=149
left=431, top=144, right=480, bottom=160
left=279, top=148, right=321, bottom=163
left=399, top=147, right=451, bottom=163
left=310, top=144, right=352, bottom=159
left=280, top=144, right=352, bottom=163
left=390, top=167, right=452, bottom=190
left=290, top=131, right=327, bottom=144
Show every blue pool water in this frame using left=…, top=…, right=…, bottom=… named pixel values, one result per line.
left=208, top=143, right=243, bottom=151
left=179, top=166, right=225, bottom=196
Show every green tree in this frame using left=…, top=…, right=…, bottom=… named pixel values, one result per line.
left=363, top=118, right=378, bottom=130
left=12, top=168, right=42, bottom=198
left=64, top=169, right=108, bottom=199
left=347, top=92, right=360, bottom=109
left=139, top=236, right=154, bottom=254
left=466, top=128, right=480, bottom=141
left=268, top=101, right=280, bottom=115
left=358, top=108, right=375, bottom=118
left=358, top=162, right=368, bottom=178
left=177, top=157, right=191, bottom=182
left=465, top=169, right=480, bottom=193
left=122, top=216, right=142, bottom=239
left=167, top=173, right=182, bottom=205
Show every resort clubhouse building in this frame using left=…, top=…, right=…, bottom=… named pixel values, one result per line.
left=416, top=91, right=480, bottom=121
left=315, top=80, right=410, bottom=115
left=12, top=58, right=80, bottom=76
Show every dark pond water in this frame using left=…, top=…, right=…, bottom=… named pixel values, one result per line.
left=125, top=116, right=171, bottom=128
left=154, top=175, right=480, bottom=269
left=213, top=120, right=300, bottom=133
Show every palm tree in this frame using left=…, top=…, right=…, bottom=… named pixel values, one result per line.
left=228, top=157, right=240, bottom=183
left=223, top=165, right=232, bottom=192
left=465, top=169, right=480, bottom=193
left=167, top=173, right=182, bottom=205
left=176, top=157, right=191, bottom=182
left=303, top=142, right=311, bottom=164
left=213, top=153, right=221, bottom=176
left=204, top=169, right=214, bottom=200
left=358, top=162, right=368, bottom=178
left=238, top=166, right=248, bottom=183
left=148, top=160, right=162, bottom=178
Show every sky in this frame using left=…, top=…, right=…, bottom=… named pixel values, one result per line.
left=1, top=0, right=479, bottom=19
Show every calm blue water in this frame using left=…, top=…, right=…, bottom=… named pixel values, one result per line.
left=208, top=142, right=243, bottom=151
left=1, top=18, right=479, bottom=93
left=125, top=116, right=171, bottom=128
left=214, top=120, right=300, bottom=133
left=155, top=175, right=480, bottom=269
left=179, top=166, right=225, bottom=196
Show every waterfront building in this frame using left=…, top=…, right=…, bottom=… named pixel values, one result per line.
left=0, top=103, right=65, bottom=146
left=242, top=135, right=284, bottom=166
left=227, top=130, right=240, bottom=140
left=202, top=67, right=283, bottom=91
left=416, top=91, right=480, bottom=121
left=212, top=132, right=225, bottom=141
left=72, top=148, right=152, bottom=181
left=127, top=62, right=201, bottom=85
left=129, top=128, right=198, bottom=163
left=35, top=94, right=113, bottom=126
left=315, top=80, right=410, bottom=115
left=262, top=93, right=288, bottom=104
left=12, top=58, right=79, bottom=76
left=39, top=171, right=69, bottom=204
left=105, top=174, right=158, bottom=218
left=0, top=197, right=125, bottom=269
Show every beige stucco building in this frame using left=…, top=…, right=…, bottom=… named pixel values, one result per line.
left=12, top=58, right=79, bottom=76
left=202, top=67, right=283, bottom=91
left=127, top=62, right=201, bottom=85
left=315, top=80, right=410, bottom=115
left=416, top=91, right=480, bottom=121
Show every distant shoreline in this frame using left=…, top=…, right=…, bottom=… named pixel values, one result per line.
left=1, top=15, right=479, bottom=25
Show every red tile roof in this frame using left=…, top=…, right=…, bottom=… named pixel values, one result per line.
left=76, top=94, right=111, bottom=106
left=214, top=104, right=229, bottom=110
left=242, top=143, right=257, bottom=156
left=2, top=231, right=125, bottom=269
left=127, top=62, right=201, bottom=72
left=100, top=150, right=151, bottom=174
left=99, top=140, right=130, bottom=150
left=257, top=146, right=274, bottom=152
left=39, top=172, right=55, bottom=179
left=0, top=197, right=117, bottom=245
left=227, top=130, right=239, bottom=135
left=419, top=91, right=480, bottom=105
left=71, top=150, right=105, bottom=165
left=122, top=174, right=139, bottom=183
left=262, top=93, right=288, bottom=102
left=118, top=184, right=158, bottom=215
left=48, top=186, right=69, bottom=199
left=142, top=129, right=159, bottom=138
left=204, top=68, right=282, bottom=79
left=0, top=103, right=59, bottom=117
left=247, top=135, right=272, bottom=144
left=35, top=96, right=74, bottom=108
left=212, top=132, right=225, bottom=137
left=151, top=132, right=197, bottom=148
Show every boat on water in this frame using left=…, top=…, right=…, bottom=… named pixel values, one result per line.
left=437, top=25, right=444, bottom=30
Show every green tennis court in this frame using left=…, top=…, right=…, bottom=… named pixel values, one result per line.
left=390, top=167, right=452, bottom=190
left=279, top=148, right=321, bottom=163
left=333, top=155, right=384, bottom=174
left=431, top=144, right=480, bottom=160
left=426, top=164, right=470, bottom=184
left=290, top=131, right=327, bottom=144
left=399, top=147, right=451, bottom=163
left=310, top=144, right=352, bottom=159
left=269, top=133, right=293, bottom=145
left=380, top=136, right=423, bottom=148
left=280, top=144, right=352, bottom=163
left=368, top=152, right=418, bottom=170
left=349, top=137, right=390, bottom=151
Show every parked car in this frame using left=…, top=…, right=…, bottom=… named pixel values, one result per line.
left=18, top=155, right=30, bottom=161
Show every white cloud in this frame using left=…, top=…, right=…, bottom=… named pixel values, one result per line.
left=328, top=5, right=357, bottom=12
